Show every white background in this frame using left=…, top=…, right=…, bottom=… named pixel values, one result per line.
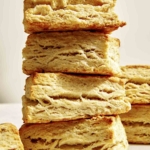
left=0, top=0, right=150, bottom=103
left=0, top=0, right=27, bottom=103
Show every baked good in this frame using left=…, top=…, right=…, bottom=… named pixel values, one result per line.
left=120, top=104, right=150, bottom=144
left=120, top=65, right=150, bottom=143
left=22, top=73, right=131, bottom=123
left=22, top=96, right=131, bottom=123
left=125, top=82, right=150, bottom=104
left=23, top=4, right=126, bottom=33
left=120, top=65, right=150, bottom=104
left=120, top=65, right=150, bottom=84
left=24, top=0, right=117, bottom=11
left=22, top=31, right=121, bottom=75
left=19, top=115, right=129, bottom=150
left=0, top=123, right=24, bottom=150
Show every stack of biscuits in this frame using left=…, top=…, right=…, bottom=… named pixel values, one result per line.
left=120, top=65, right=150, bottom=144
left=19, top=0, right=131, bottom=149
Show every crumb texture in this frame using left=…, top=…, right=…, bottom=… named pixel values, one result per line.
left=22, top=73, right=131, bottom=123
left=125, top=83, right=150, bottom=104
left=120, top=65, right=150, bottom=84
left=23, top=4, right=126, bottom=33
left=23, top=31, right=120, bottom=75
left=19, top=116, right=128, bottom=149
left=0, top=123, right=24, bottom=150
left=120, top=105, right=150, bottom=144
left=24, top=0, right=117, bottom=10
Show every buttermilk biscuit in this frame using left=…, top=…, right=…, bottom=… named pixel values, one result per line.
left=121, top=65, right=150, bottom=84
left=120, top=104, right=150, bottom=144
left=24, top=0, right=117, bottom=11
left=120, top=65, right=150, bottom=104
left=19, top=115, right=128, bottom=150
left=23, top=4, right=126, bottom=33
left=0, top=123, right=24, bottom=150
left=125, top=82, right=150, bottom=104
left=22, top=73, right=131, bottom=123
left=22, top=31, right=121, bottom=75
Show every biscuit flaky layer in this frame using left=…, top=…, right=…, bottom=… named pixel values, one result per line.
left=120, top=65, right=150, bottom=104
left=22, top=73, right=131, bottom=123
left=23, top=3, right=126, bottom=33
left=23, top=31, right=121, bottom=75
left=0, top=123, right=24, bottom=150
left=120, top=104, right=150, bottom=144
left=19, top=115, right=128, bottom=150
left=121, top=65, right=150, bottom=84
left=24, top=0, right=117, bottom=10
left=125, top=82, right=150, bottom=104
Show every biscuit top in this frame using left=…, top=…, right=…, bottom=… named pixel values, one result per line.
left=24, top=0, right=116, bottom=10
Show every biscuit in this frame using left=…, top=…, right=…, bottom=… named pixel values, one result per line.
left=23, top=4, right=126, bottom=33
left=120, top=104, right=150, bottom=144
left=120, top=65, right=150, bottom=104
left=125, top=82, right=150, bottom=104
left=0, top=123, right=24, bottom=150
left=120, top=65, right=150, bottom=84
left=22, top=73, right=131, bottom=123
left=19, top=115, right=128, bottom=150
left=22, top=31, right=121, bottom=75
left=24, top=0, right=116, bottom=10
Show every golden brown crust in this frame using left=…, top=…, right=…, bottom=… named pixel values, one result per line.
left=19, top=115, right=128, bottom=149
left=25, top=73, right=127, bottom=102
left=123, top=65, right=150, bottom=69
left=24, top=0, right=117, bottom=10
left=23, top=4, right=126, bottom=34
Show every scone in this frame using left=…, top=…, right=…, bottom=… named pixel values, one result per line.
left=23, top=2, right=126, bottom=33
left=19, top=115, right=129, bottom=150
left=0, top=123, right=24, bottom=150
left=120, top=104, right=150, bottom=144
left=22, top=72, right=131, bottom=123
left=24, top=0, right=117, bottom=11
left=22, top=31, right=121, bottom=75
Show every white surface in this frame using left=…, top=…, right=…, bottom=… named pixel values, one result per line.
left=129, top=145, right=150, bottom=150
left=0, top=0, right=150, bottom=103
left=0, top=104, right=150, bottom=149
